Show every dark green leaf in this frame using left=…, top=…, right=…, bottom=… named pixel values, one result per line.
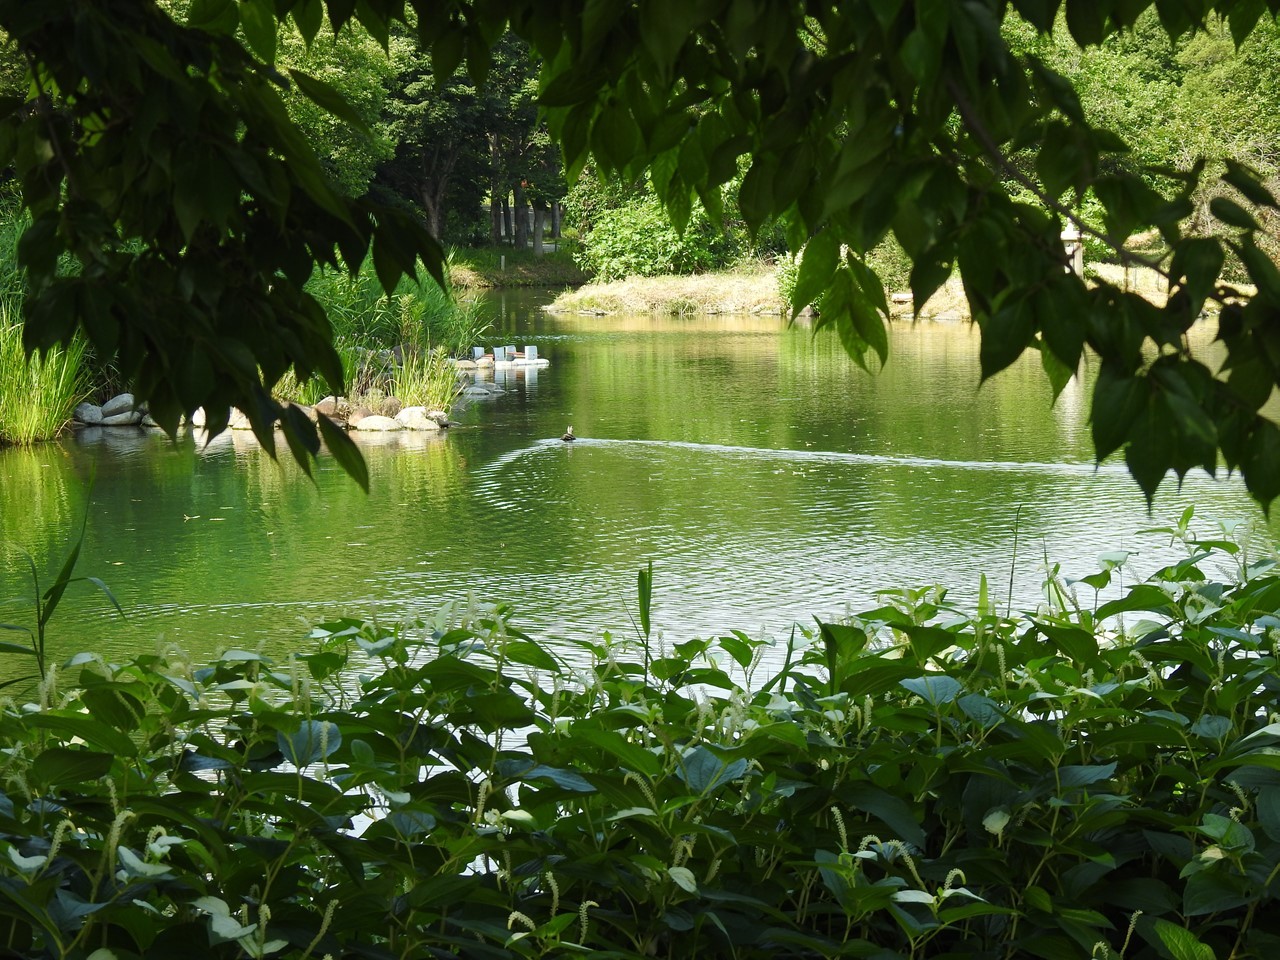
left=32, top=747, right=114, bottom=784
left=1210, top=196, right=1260, bottom=231
left=288, top=70, right=371, bottom=135
left=316, top=414, right=369, bottom=492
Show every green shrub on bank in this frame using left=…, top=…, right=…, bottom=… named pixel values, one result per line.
left=4, top=524, right=1280, bottom=958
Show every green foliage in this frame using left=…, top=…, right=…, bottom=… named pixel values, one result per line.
left=275, top=16, right=398, bottom=197
left=304, top=253, right=483, bottom=357
left=6, top=1, right=1280, bottom=504
left=390, top=346, right=460, bottom=409
left=0, top=510, right=121, bottom=690
left=0, top=311, right=90, bottom=445
left=566, top=174, right=744, bottom=280
left=7, top=527, right=1280, bottom=957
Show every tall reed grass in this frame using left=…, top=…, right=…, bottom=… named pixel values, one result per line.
left=0, top=309, right=92, bottom=444
left=305, top=251, right=489, bottom=356
left=283, top=252, right=482, bottom=412
left=0, top=196, right=93, bottom=444
left=390, top=346, right=460, bottom=410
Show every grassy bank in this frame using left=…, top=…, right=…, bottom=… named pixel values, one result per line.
left=449, top=246, right=590, bottom=289
left=547, top=262, right=786, bottom=315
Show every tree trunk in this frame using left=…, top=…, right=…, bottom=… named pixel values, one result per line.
left=501, top=196, right=512, bottom=244
left=490, top=194, right=503, bottom=244
left=420, top=188, right=443, bottom=241
left=551, top=202, right=561, bottom=239
left=513, top=182, right=528, bottom=249
left=532, top=205, right=546, bottom=256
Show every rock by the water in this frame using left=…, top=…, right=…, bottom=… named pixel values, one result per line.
left=425, top=409, right=449, bottom=426
left=101, top=393, right=138, bottom=418
left=141, top=413, right=160, bottom=427
left=395, top=407, right=442, bottom=431
left=228, top=408, right=253, bottom=430
left=314, top=396, right=339, bottom=417
left=348, top=406, right=373, bottom=426
left=189, top=407, right=207, bottom=427
left=74, top=402, right=104, bottom=425
left=353, top=415, right=402, bottom=432
left=454, top=359, right=477, bottom=370
left=375, top=396, right=403, bottom=418
left=101, top=410, right=142, bottom=426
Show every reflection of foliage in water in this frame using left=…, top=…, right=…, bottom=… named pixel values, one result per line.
left=0, top=446, right=81, bottom=566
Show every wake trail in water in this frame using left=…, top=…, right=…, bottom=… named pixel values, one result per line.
left=473, top=437, right=1128, bottom=482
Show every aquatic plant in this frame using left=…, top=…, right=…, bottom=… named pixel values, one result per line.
left=390, top=346, right=461, bottom=410
left=3, top=525, right=1280, bottom=958
left=0, top=311, right=91, bottom=445
left=306, top=250, right=489, bottom=357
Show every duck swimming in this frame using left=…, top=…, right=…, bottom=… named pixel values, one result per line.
left=561, top=426, right=576, bottom=442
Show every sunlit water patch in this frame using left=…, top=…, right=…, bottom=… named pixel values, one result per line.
left=0, top=292, right=1273, bottom=674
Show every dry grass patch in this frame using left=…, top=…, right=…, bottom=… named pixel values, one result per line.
left=548, top=265, right=787, bottom=315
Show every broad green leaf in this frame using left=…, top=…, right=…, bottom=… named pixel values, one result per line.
left=32, top=747, right=114, bottom=784
left=316, top=414, right=369, bottom=492
left=1210, top=196, right=1260, bottom=231
left=277, top=720, right=342, bottom=766
left=792, top=231, right=839, bottom=317
left=1223, top=159, right=1277, bottom=208
left=668, top=865, right=698, bottom=894
left=1055, top=761, right=1116, bottom=788
left=238, top=0, right=277, bottom=63
left=1152, top=919, right=1215, bottom=960
left=288, top=69, right=371, bottom=135
left=899, top=675, right=962, bottom=706
left=498, top=761, right=595, bottom=793
left=677, top=745, right=748, bottom=795
left=845, top=783, right=927, bottom=847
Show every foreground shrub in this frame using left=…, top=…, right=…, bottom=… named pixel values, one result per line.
left=3, top=529, right=1280, bottom=958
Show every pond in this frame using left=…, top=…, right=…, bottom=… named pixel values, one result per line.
left=1, top=288, right=1274, bottom=668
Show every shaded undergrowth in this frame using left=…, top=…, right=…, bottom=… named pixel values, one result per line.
left=2, top=519, right=1280, bottom=957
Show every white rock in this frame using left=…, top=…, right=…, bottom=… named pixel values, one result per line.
left=101, top=411, right=142, bottom=426
left=395, top=407, right=442, bottom=431
left=190, top=407, right=206, bottom=427
left=353, top=415, right=403, bottom=432
left=229, top=408, right=253, bottom=430
left=425, top=409, right=449, bottom=425
left=101, top=393, right=138, bottom=418
left=74, top=402, right=103, bottom=425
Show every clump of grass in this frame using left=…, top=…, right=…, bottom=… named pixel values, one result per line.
left=281, top=254, right=479, bottom=415
left=0, top=311, right=92, bottom=444
left=390, top=347, right=460, bottom=410
left=306, top=250, right=490, bottom=357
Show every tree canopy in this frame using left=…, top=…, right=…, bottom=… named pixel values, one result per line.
left=3, top=0, right=1280, bottom=505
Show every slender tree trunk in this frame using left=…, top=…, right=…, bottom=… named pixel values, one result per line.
left=501, top=195, right=512, bottom=244
left=513, top=182, right=528, bottom=249
left=420, top=188, right=443, bottom=240
left=490, top=194, right=502, bottom=244
left=532, top=205, right=546, bottom=256
left=551, top=202, right=561, bottom=239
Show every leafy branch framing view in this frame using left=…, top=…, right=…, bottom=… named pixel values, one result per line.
left=1, top=0, right=1279, bottom=503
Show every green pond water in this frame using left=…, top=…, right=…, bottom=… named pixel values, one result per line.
left=1, top=289, right=1274, bottom=671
